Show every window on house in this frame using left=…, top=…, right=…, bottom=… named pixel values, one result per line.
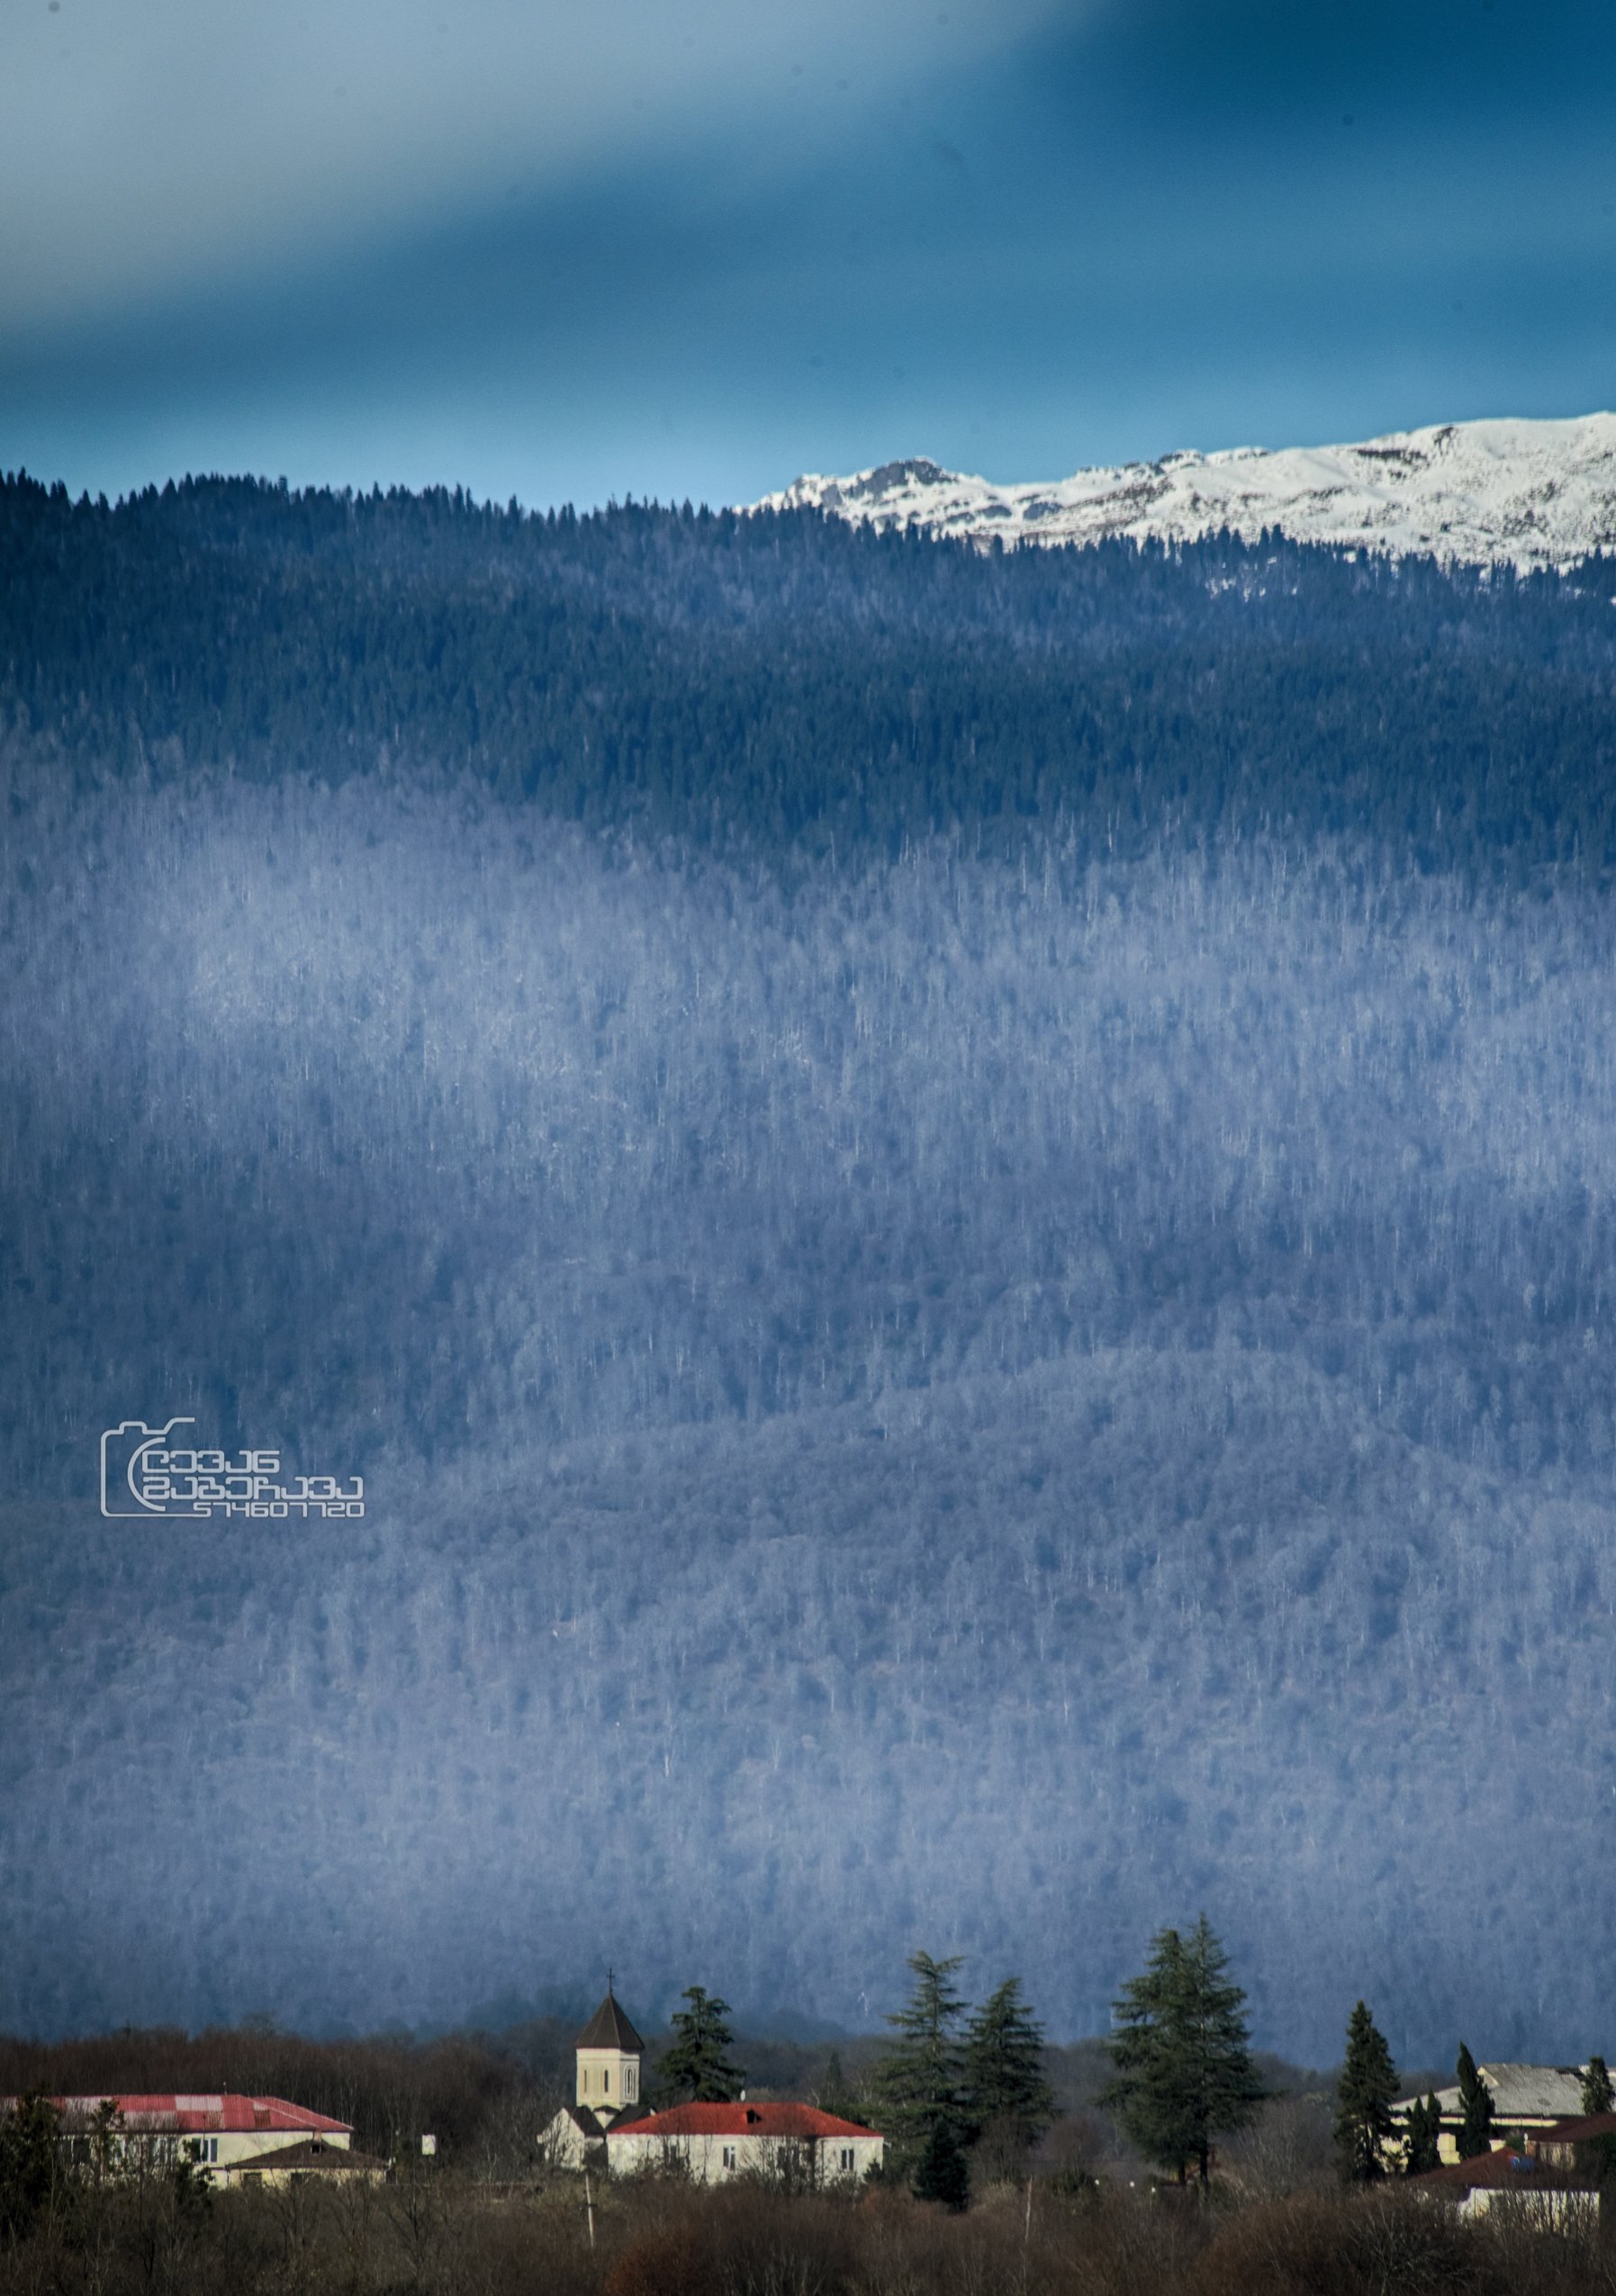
left=603, top=2067, right=610, bottom=2094
left=626, top=2065, right=637, bottom=2100
left=840, top=2148, right=853, bottom=2172
left=722, top=2146, right=736, bottom=2170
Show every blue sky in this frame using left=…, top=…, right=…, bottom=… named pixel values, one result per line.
left=4, top=0, right=1614, bottom=507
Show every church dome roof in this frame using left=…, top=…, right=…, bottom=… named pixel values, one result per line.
left=574, top=1990, right=645, bottom=2054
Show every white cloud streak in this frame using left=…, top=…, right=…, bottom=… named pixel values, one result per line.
left=0, top=0, right=1066, bottom=335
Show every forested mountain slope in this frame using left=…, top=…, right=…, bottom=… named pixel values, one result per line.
left=2, top=477, right=1615, bottom=2066
left=5, top=472, right=1616, bottom=868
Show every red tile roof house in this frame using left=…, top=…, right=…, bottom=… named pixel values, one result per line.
left=1527, top=2109, right=1616, bottom=2167
left=539, top=1990, right=884, bottom=2187
left=11, top=2095, right=384, bottom=2186
left=604, top=2100, right=885, bottom=2187
left=1411, top=2140, right=1601, bottom=2227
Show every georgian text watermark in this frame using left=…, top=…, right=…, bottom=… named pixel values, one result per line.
left=99, top=1418, right=365, bottom=1518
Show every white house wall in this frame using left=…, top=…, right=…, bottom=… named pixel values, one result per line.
left=606, top=2131, right=882, bottom=2185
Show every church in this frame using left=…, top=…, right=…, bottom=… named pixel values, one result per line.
left=538, top=1986, right=884, bottom=2187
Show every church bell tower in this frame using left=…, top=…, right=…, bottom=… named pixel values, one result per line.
left=574, top=1981, right=645, bottom=2119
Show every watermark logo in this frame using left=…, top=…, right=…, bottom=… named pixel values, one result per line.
left=99, top=1418, right=365, bottom=1519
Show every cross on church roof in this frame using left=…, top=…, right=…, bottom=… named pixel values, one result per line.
left=574, top=1988, right=645, bottom=2055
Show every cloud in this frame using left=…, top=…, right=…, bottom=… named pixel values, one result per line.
left=0, top=0, right=1066, bottom=336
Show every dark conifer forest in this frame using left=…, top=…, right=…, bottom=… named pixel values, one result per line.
left=4, top=472, right=1616, bottom=2064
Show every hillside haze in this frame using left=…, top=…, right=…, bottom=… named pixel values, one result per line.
left=3, top=471, right=1616, bottom=2066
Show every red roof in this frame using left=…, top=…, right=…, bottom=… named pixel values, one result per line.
left=1413, top=2147, right=1593, bottom=2193
left=6, top=2094, right=351, bottom=2138
left=615, top=2102, right=878, bottom=2141
left=1533, top=2112, right=1616, bottom=2147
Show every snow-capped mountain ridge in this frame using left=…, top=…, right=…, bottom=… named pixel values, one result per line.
left=756, top=414, right=1616, bottom=571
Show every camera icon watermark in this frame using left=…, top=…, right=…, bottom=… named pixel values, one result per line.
left=99, top=1418, right=365, bottom=1519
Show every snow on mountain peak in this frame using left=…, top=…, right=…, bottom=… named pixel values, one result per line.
left=754, top=413, right=1616, bottom=570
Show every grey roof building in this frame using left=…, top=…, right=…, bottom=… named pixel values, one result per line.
left=1394, top=2061, right=1608, bottom=2165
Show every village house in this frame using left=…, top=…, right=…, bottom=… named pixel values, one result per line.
left=539, top=1987, right=884, bottom=2187
left=1411, top=2139, right=1600, bottom=2226
left=1528, top=2108, right=1616, bottom=2170
left=605, top=2099, right=886, bottom=2186
left=1393, top=2063, right=1604, bottom=2165
left=15, top=2093, right=384, bottom=2186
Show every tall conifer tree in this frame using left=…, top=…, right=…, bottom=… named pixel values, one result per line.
left=961, top=1978, right=1057, bottom=2156
left=1402, top=2090, right=1443, bottom=2175
left=657, top=1986, right=745, bottom=2103
left=1333, top=2001, right=1399, bottom=2180
left=870, top=1950, right=969, bottom=2174
left=912, top=2117, right=971, bottom=2211
left=1455, top=2044, right=1494, bottom=2161
left=1102, top=1916, right=1266, bottom=2184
